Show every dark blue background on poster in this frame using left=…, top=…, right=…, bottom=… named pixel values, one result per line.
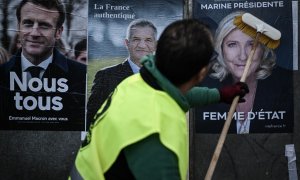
left=192, top=0, right=296, bottom=134
left=193, top=0, right=294, bottom=70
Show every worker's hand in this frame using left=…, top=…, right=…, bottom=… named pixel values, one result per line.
left=219, top=82, right=249, bottom=104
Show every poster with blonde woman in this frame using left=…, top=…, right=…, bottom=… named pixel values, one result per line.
left=192, top=0, right=297, bottom=134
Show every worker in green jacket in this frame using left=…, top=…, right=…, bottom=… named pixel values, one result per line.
left=70, top=19, right=248, bottom=180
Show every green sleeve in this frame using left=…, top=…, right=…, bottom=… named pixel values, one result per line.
left=123, top=133, right=181, bottom=180
left=185, top=87, right=220, bottom=107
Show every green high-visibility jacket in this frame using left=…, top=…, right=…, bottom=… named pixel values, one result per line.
left=72, top=74, right=188, bottom=180
left=70, top=55, right=220, bottom=180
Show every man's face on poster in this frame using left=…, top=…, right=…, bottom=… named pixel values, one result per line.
left=125, top=26, right=156, bottom=66
left=18, top=2, right=63, bottom=63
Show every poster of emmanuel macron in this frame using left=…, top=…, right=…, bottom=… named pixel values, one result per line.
left=0, top=0, right=87, bottom=131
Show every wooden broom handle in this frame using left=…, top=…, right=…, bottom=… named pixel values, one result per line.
left=204, top=32, right=261, bottom=180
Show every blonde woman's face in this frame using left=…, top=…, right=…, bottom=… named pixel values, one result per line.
left=222, top=28, right=264, bottom=80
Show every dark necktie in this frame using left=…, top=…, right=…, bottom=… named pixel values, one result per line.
left=27, top=66, right=42, bottom=78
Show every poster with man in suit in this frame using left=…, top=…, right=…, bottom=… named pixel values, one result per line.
left=86, top=0, right=184, bottom=126
left=0, top=0, right=88, bottom=130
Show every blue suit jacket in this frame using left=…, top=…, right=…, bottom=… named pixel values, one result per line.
left=0, top=49, right=86, bottom=130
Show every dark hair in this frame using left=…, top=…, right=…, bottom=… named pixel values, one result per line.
left=16, top=0, right=66, bottom=28
left=155, top=19, right=214, bottom=86
left=74, top=39, right=87, bottom=59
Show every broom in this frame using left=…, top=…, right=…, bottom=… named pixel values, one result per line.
left=204, top=12, right=281, bottom=180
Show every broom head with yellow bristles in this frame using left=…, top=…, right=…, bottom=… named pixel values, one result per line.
left=234, top=13, right=281, bottom=49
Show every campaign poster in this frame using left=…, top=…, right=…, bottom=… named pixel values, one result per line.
left=0, top=0, right=88, bottom=130
left=86, top=0, right=183, bottom=126
left=192, top=0, right=297, bottom=134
